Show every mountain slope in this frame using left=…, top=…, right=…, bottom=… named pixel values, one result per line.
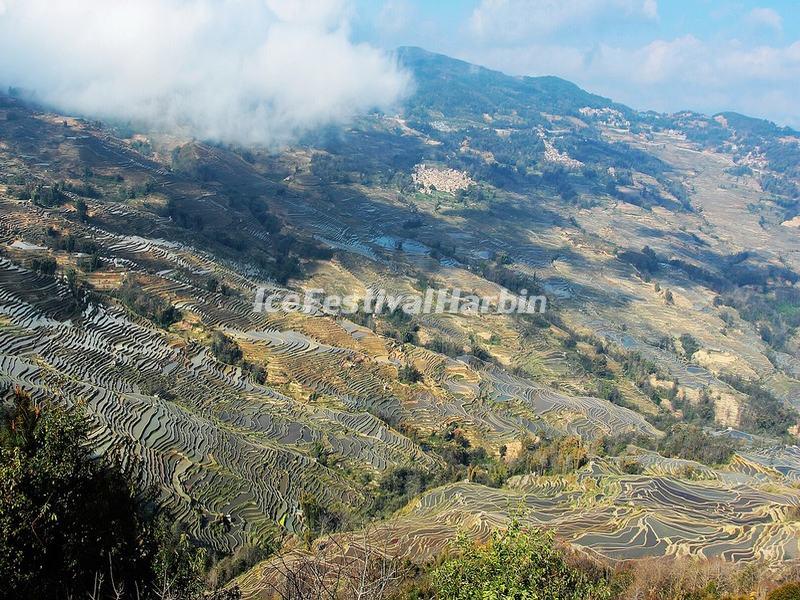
left=0, top=47, right=799, bottom=589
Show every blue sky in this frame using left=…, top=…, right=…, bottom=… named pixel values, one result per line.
left=352, top=0, right=800, bottom=128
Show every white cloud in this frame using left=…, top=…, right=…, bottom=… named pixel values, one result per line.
left=468, top=0, right=658, bottom=41
left=641, top=0, right=658, bottom=20
left=618, top=37, right=800, bottom=87
left=0, top=0, right=410, bottom=146
left=377, top=0, right=415, bottom=35
left=745, top=7, right=783, bottom=32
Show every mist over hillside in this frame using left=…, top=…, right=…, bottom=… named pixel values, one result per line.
left=0, top=0, right=411, bottom=146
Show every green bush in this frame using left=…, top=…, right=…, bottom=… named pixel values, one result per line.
left=430, top=519, right=612, bottom=600
left=768, top=582, right=800, bottom=600
left=0, top=388, right=212, bottom=599
left=211, top=331, right=243, bottom=365
left=117, top=276, right=182, bottom=328
left=658, top=424, right=735, bottom=465
left=399, top=363, right=423, bottom=384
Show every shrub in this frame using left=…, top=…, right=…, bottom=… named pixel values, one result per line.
left=117, top=277, right=182, bottom=328
left=0, top=388, right=211, bottom=599
left=769, top=582, right=800, bottom=600
left=429, top=519, right=612, bottom=600
left=210, top=331, right=243, bottom=365
left=399, top=363, right=422, bottom=384
left=658, top=425, right=735, bottom=466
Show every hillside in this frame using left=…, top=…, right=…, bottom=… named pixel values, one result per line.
left=1, top=47, right=799, bottom=595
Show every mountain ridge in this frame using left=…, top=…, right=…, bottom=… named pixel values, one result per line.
left=1, top=45, right=799, bottom=597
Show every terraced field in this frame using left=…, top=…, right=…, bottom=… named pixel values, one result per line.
left=0, top=172, right=657, bottom=553
left=237, top=452, right=800, bottom=598
left=2, top=48, right=800, bottom=594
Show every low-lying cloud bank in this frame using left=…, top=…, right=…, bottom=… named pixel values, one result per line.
left=0, top=0, right=410, bottom=146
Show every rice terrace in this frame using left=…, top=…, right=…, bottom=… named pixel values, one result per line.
left=1, top=1, right=800, bottom=599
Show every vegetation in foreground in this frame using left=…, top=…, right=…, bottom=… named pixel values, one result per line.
left=267, top=516, right=800, bottom=600
left=5, top=385, right=799, bottom=600
left=0, top=388, right=240, bottom=600
left=419, top=519, right=613, bottom=600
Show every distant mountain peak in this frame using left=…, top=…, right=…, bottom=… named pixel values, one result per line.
left=396, top=46, right=627, bottom=121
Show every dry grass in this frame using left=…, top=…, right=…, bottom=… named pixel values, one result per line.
left=613, top=556, right=800, bottom=600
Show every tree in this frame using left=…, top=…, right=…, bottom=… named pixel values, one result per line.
left=430, top=519, right=612, bottom=600
left=0, top=388, right=216, bottom=600
left=398, top=363, right=422, bottom=384
left=679, top=333, right=701, bottom=358
left=510, top=435, right=589, bottom=476
left=150, top=519, right=208, bottom=600
left=74, top=197, right=89, bottom=221
left=211, top=331, right=243, bottom=365
left=0, top=389, right=149, bottom=598
left=29, top=255, right=58, bottom=275
left=657, top=424, right=735, bottom=465
left=117, top=276, right=182, bottom=328
left=769, top=582, right=800, bottom=600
